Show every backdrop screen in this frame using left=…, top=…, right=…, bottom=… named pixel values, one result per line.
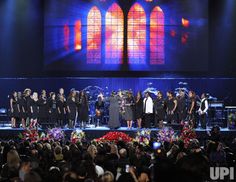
left=44, top=0, right=208, bottom=71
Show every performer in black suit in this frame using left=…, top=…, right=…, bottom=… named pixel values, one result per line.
left=135, top=91, right=143, bottom=129
left=143, top=92, right=154, bottom=128
left=67, top=90, right=77, bottom=129
left=95, top=95, right=105, bottom=127
left=198, top=93, right=209, bottom=129
left=166, top=91, right=177, bottom=124
left=176, top=89, right=186, bottom=124
left=154, top=91, right=165, bottom=128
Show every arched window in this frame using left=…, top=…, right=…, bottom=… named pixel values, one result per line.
left=127, top=3, right=146, bottom=64
left=87, top=6, right=101, bottom=64
left=105, top=3, right=124, bottom=64
left=74, top=20, right=82, bottom=51
left=150, top=6, right=164, bottom=64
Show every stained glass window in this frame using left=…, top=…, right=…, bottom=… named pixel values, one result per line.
left=74, top=20, right=82, bottom=51
left=87, top=6, right=101, bottom=64
left=150, top=6, right=165, bottom=64
left=105, top=3, right=124, bottom=64
left=127, top=3, right=146, bottom=64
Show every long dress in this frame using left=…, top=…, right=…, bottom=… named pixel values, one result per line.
left=135, top=98, right=143, bottom=120
left=108, top=96, right=120, bottom=129
left=26, top=96, right=32, bottom=119
left=124, top=97, right=135, bottom=121
left=67, top=97, right=77, bottom=121
left=187, top=97, right=197, bottom=126
left=30, top=99, right=39, bottom=120
left=57, top=99, right=66, bottom=121
left=18, top=97, right=27, bottom=119
left=78, top=97, right=89, bottom=122
left=10, top=97, right=20, bottom=118
left=177, top=96, right=186, bottom=122
left=49, top=99, right=57, bottom=124
left=166, top=98, right=177, bottom=123
left=38, top=96, right=49, bottom=123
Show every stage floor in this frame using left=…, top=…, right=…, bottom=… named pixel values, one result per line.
left=0, top=125, right=235, bottom=143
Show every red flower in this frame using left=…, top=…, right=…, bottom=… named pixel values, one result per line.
left=96, top=132, right=132, bottom=143
left=180, top=125, right=197, bottom=148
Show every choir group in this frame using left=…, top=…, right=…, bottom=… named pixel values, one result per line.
left=9, top=88, right=209, bottom=129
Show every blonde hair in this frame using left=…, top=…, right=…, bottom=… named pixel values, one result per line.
left=100, top=171, right=114, bottom=182
left=87, top=144, right=97, bottom=159
left=110, top=144, right=119, bottom=157
left=7, top=150, right=20, bottom=168
left=32, top=92, right=38, bottom=100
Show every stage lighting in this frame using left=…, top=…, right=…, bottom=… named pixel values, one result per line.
left=182, top=18, right=190, bottom=28
left=0, top=108, right=7, bottom=114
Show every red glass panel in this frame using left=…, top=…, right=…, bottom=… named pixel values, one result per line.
left=64, top=24, right=70, bottom=51
left=127, top=3, right=146, bottom=64
left=105, top=3, right=124, bottom=64
left=150, top=6, right=165, bottom=65
left=87, top=6, right=101, bottom=64
left=74, top=20, right=81, bottom=51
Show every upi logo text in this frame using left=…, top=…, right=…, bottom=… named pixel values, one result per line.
left=210, top=167, right=234, bottom=180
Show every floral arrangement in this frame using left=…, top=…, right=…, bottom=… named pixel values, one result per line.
left=228, top=113, right=236, bottom=129
left=179, top=124, right=197, bottom=148
left=156, top=127, right=177, bottom=143
left=134, top=129, right=151, bottom=146
left=39, top=132, right=49, bottom=141
left=19, top=129, right=40, bottom=143
left=70, top=129, right=86, bottom=144
left=95, top=131, right=132, bottom=143
left=47, top=128, right=65, bottom=141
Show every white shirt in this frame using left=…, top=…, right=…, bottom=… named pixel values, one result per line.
left=198, top=98, right=209, bottom=113
left=143, top=96, right=153, bottom=114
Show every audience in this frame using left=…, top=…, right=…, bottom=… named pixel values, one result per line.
left=0, top=133, right=235, bottom=182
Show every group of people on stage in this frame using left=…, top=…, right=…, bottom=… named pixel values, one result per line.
left=107, top=89, right=209, bottom=129
left=9, top=87, right=209, bottom=129
left=9, top=88, right=89, bottom=129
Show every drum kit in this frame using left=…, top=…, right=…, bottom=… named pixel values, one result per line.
left=143, top=82, right=158, bottom=96
left=83, top=86, right=106, bottom=116
left=174, top=82, right=189, bottom=97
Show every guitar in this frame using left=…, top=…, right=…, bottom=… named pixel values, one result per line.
left=96, top=109, right=103, bottom=117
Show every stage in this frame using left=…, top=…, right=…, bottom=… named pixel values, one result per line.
left=0, top=125, right=235, bottom=145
